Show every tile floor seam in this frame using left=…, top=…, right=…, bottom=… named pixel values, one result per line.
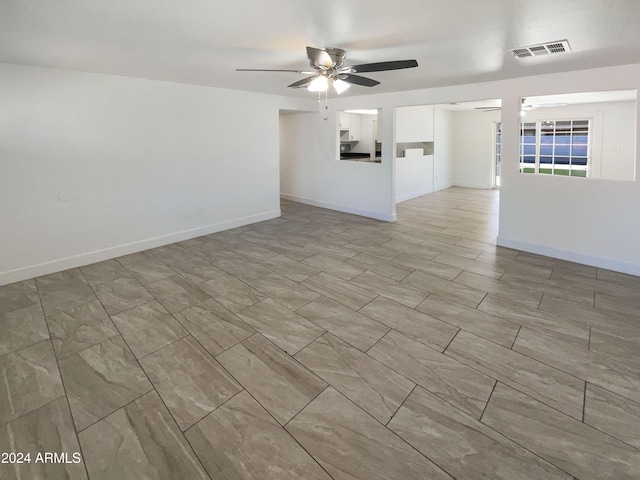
left=171, top=307, right=253, bottom=359
left=298, top=308, right=385, bottom=354
left=582, top=380, right=588, bottom=424
left=281, top=384, right=332, bottom=430
left=146, top=275, right=212, bottom=311
left=355, top=302, right=453, bottom=351
left=134, top=332, right=192, bottom=362
left=474, top=383, right=580, bottom=479
left=252, top=332, right=331, bottom=386
left=510, top=326, right=522, bottom=350
left=294, top=386, right=455, bottom=479
left=440, top=327, right=461, bottom=354
left=478, top=379, right=498, bottom=422
left=509, top=332, right=638, bottom=403
left=280, top=414, right=338, bottom=480
left=291, top=331, right=330, bottom=359
left=484, top=383, right=640, bottom=476
left=441, top=345, right=587, bottom=421
left=212, top=333, right=328, bottom=428
left=51, top=332, right=122, bottom=362
left=385, top=384, right=418, bottom=427
left=579, top=384, right=640, bottom=452
left=119, top=341, right=207, bottom=442
left=143, top=395, right=214, bottom=480
left=450, top=269, right=465, bottom=282
left=292, top=295, right=320, bottom=312
left=246, top=288, right=317, bottom=318
left=363, top=327, right=394, bottom=355
left=443, top=324, right=517, bottom=354
left=80, top=277, right=194, bottom=440
left=364, top=331, right=499, bottom=422
left=0, top=335, right=53, bottom=362
left=297, top=332, right=419, bottom=423
left=354, top=293, right=381, bottom=313
left=74, top=387, right=154, bottom=435
left=181, top=387, right=247, bottom=434
left=33, top=277, right=93, bottom=480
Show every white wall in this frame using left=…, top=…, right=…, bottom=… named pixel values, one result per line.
left=452, top=109, right=501, bottom=189
left=434, top=108, right=454, bottom=192
left=0, top=62, right=312, bottom=285
left=395, top=150, right=434, bottom=203
left=396, top=105, right=434, bottom=142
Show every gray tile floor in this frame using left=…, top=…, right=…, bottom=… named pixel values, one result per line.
left=1, top=187, right=640, bottom=479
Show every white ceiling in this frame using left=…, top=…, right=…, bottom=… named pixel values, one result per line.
left=2, top=0, right=640, bottom=98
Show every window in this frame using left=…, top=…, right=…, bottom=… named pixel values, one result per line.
left=520, top=119, right=590, bottom=177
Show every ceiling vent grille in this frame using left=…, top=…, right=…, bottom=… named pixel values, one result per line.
left=510, top=40, right=571, bottom=59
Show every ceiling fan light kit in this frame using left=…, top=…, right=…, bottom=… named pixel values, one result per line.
left=307, top=75, right=329, bottom=92
left=237, top=46, right=418, bottom=95
left=332, top=79, right=351, bottom=94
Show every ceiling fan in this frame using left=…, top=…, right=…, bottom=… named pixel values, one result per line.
left=236, top=46, right=418, bottom=94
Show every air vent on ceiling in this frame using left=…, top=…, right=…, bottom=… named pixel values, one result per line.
left=510, top=40, right=571, bottom=59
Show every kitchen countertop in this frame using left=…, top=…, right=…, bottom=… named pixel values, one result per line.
left=340, top=152, right=372, bottom=159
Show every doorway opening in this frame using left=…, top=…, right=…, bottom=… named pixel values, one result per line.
left=393, top=99, right=502, bottom=206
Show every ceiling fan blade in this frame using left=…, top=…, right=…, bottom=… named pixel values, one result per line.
left=287, top=76, right=317, bottom=88
left=349, top=59, right=418, bottom=73
left=341, top=74, right=380, bottom=87
left=474, top=107, right=501, bottom=111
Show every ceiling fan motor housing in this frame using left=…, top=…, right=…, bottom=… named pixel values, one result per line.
left=309, top=47, right=347, bottom=70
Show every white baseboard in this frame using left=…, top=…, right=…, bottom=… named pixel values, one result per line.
left=452, top=182, right=494, bottom=190
left=396, top=188, right=434, bottom=203
left=434, top=183, right=453, bottom=193
left=280, top=193, right=396, bottom=222
left=497, top=236, right=640, bottom=277
left=0, top=210, right=281, bottom=286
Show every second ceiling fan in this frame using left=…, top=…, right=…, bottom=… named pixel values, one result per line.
left=237, top=46, right=418, bottom=94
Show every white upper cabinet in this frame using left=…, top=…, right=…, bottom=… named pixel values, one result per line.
left=396, top=105, right=434, bottom=142
left=339, top=112, right=361, bottom=141
left=348, top=113, right=360, bottom=141
left=339, top=112, right=351, bottom=129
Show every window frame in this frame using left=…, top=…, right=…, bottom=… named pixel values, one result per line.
left=520, top=118, right=591, bottom=177
left=514, top=112, right=603, bottom=178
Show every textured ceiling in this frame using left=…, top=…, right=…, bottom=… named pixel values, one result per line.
left=1, top=0, right=640, bottom=97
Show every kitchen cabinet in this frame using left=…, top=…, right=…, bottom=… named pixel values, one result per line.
left=339, top=112, right=361, bottom=141
left=348, top=114, right=360, bottom=141
left=339, top=112, right=350, bottom=129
